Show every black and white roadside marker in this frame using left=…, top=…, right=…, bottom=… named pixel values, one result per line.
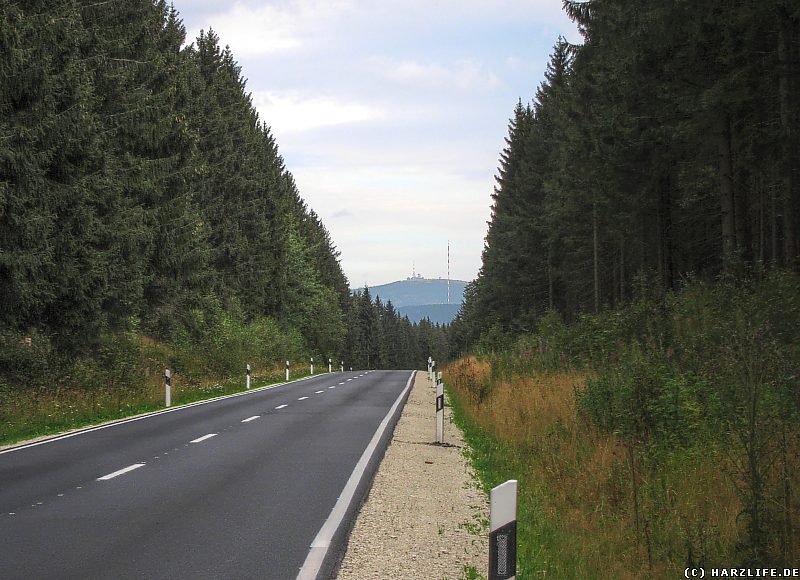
left=285, top=360, right=290, bottom=382
left=246, top=363, right=251, bottom=390
left=328, top=358, right=332, bottom=373
left=310, top=357, right=314, bottom=375
left=489, top=480, right=518, bottom=580
left=165, top=368, right=171, bottom=408
left=436, top=374, right=444, bottom=443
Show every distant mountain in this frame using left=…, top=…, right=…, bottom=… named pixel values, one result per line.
left=353, top=277, right=467, bottom=324
left=362, top=277, right=467, bottom=308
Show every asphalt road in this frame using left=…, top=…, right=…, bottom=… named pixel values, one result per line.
left=0, top=369, right=414, bottom=579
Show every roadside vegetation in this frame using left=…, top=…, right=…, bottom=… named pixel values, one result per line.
left=446, top=1, right=800, bottom=576
left=0, top=308, right=309, bottom=446
left=0, top=290, right=447, bottom=446
left=447, top=272, right=800, bottom=578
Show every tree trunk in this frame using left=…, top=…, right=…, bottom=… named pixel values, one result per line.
left=778, top=9, right=799, bottom=270
left=547, top=245, right=554, bottom=310
left=734, top=167, right=749, bottom=264
left=619, top=233, right=625, bottom=303
left=758, top=175, right=765, bottom=265
left=772, top=183, right=779, bottom=265
left=661, top=172, right=674, bottom=289
left=717, top=113, right=736, bottom=271
left=593, top=200, right=599, bottom=314
left=657, top=188, right=663, bottom=284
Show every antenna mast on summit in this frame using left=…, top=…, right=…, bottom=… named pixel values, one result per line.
left=447, top=241, right=451, bottom=305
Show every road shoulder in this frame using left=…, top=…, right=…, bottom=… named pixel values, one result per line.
left=336, top=371, right=488, bottom=579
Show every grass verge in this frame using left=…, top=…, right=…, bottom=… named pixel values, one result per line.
left=0, top=332, right=317, bottom=447
left=446, top=357, right=745, bottom=579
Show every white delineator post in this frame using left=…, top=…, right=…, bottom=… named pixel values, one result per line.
left=489, top=480, right=518, bottom=580
left=436, top=374, right=444, bottom=443
left=310, top=357, right=314, bottom=375
left=285, top=360, right=289, bottom=382
left=328, top=358, right=332, bottom=373
left=165, top=368, right=171, bottom=408
left=246, top=363, right=251, bottom=390
left=340, top=361, right=344, bottom=373
left=428, top=356, right=433, bottom=382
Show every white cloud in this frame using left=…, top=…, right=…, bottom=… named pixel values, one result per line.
left=352, top=0, right=571, bottom=28
left=188, top=0, right=354, bottom=56
left=367, top=57, right=501, bottom=92
left=251, top=92, right=383, bottom=135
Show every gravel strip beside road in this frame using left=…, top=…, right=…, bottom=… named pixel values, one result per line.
left=336, top=371, right=488, bottom=580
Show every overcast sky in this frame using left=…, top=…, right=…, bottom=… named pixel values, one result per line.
left=171, top=0, right=579, bottom=287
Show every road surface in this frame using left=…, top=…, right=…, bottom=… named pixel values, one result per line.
left=0, top=369, right=414, bottom=579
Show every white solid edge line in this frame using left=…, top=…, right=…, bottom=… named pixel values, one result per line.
left=242, top=416, right=260, bottom=423
left=97, top=463, right=145, bottom=481
left=275, top=404, right=288, bottom=410
left=190, top=433, right=217, bottom=443
left=0, top=375, right=318, bottom=455
left=296, top=370, right=415, bottom=580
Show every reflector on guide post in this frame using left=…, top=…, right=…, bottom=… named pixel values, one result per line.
left=436, top=377, right=444, bottom=443
left=285, top=360, right=289, bottom=382
left=165, top=368, right=171, bottom=407
left=246, top=363, right=251, bottom=390
left=489, top=480, right=518, bottom=580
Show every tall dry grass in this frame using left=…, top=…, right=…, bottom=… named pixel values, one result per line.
left=447, top=355, right=742, bottom=578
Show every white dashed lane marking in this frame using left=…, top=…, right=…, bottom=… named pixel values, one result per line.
left=10, top=371, right=381, bottom=516
left=97, top=463, right=146, bottom=481
left=190, top=434, right=217, bottom=443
